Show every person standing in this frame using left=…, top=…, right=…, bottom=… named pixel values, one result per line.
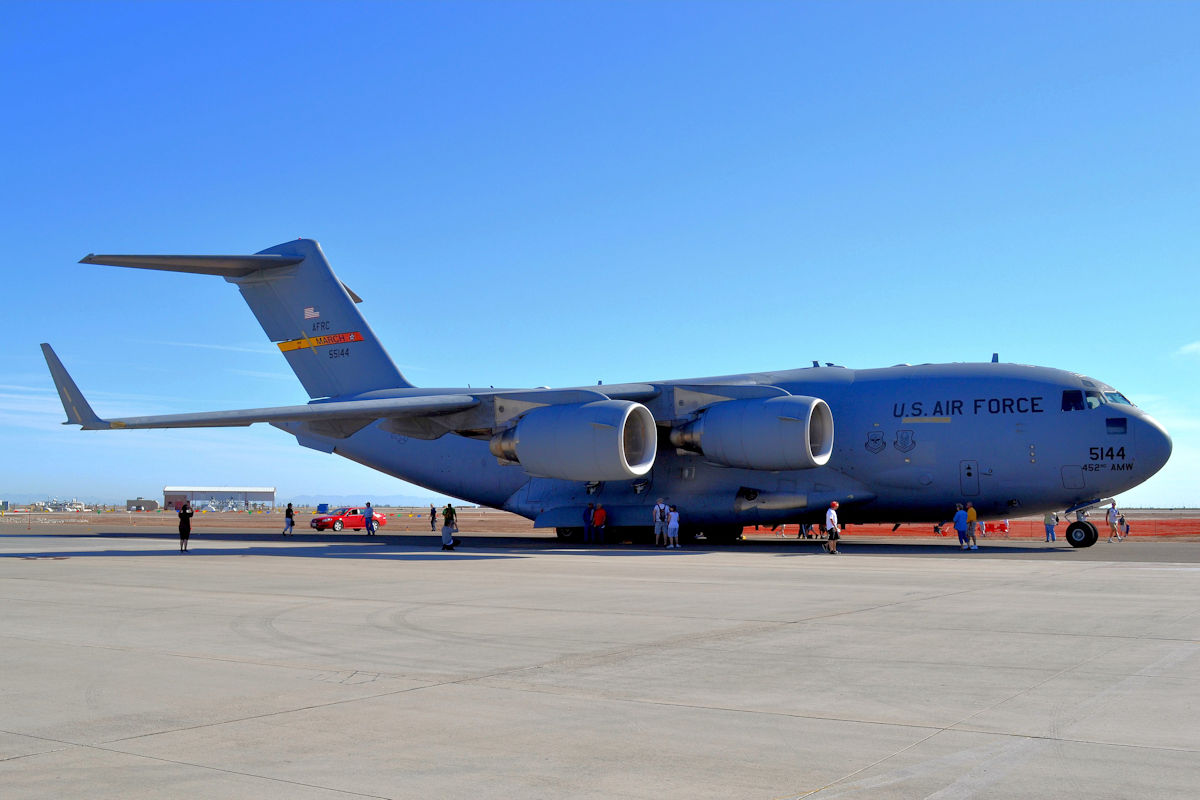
left=441, top=503, right=459, bottom=550
left=429, top=504, right=437, bottom=532
left=1043, top=510, right=1058, bottom=542
left=824, top=501, right=841, bottom=554
left=652, top=497, right=669, bottom=547
left=965, top=502, right=979, bottom=550
left=592, top=503, right=607, bottom=545
left=952, top=503, right=969, bottom=550
left=364, top=501, right=377, bottom=535
left=178, top=502, right=194, bottom=552
left=582, top=503, right=596, bottom=544
left=281, top=502, right=294, bottom=536
left=1106, top=500, right=1123, bottom=542
left=666, top=505, right=681, bottom=548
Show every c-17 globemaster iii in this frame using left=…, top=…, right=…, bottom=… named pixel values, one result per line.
left=42, top=239, right=1172, bottom=547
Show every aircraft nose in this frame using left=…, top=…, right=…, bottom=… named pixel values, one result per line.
left=1137, top=413, right=1173, bottom=479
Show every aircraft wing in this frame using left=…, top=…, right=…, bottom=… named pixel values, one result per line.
left=41, top=343, right=477, bottom=431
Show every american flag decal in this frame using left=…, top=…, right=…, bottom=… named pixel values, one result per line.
left=303, top=307, right=320, bottom=319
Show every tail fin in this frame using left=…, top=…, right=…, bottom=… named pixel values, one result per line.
left=80, top=239, right=411, bottom=398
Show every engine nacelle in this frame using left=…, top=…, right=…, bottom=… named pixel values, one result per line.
left=669, top=395, right=834, bottom=471
left=489, top=400, right=658, bottom=481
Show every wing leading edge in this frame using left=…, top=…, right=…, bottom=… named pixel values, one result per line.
left=40, top=343, right=477, bottom=432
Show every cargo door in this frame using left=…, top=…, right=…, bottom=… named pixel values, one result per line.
left=959, top=460, right=980, bottom=496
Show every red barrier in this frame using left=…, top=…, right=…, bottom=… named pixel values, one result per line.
left=746, top=516, right=1200, bottom=539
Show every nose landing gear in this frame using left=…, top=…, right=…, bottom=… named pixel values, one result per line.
left=1065, top=520, right=1098, bottom=547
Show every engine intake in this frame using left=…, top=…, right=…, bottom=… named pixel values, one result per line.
left=669, top=395, right=833, bottom=471
left=489, top=400, right=657, bottom=481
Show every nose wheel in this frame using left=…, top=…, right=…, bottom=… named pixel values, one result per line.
left=1065, top=520, right=1098, bottom=547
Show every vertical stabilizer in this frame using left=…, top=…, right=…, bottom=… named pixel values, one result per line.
left=235, top=239, right=410, bottom=397
left=81, top=239, right=412, bottom=398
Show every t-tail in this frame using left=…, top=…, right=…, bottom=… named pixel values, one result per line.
left=79, top=239, right=411, bottom=398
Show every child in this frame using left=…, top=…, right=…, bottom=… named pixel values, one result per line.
left=667, top=505, right=681, bottom=549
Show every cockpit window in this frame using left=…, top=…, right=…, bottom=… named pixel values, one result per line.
left=1062, top=389, right=1108, bottom=411
left=1104, top=391, right=1133, bottom=406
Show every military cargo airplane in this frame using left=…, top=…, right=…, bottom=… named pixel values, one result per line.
left=42, top=239, right=1172, bottom=548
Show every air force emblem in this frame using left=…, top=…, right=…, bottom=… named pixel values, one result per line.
left=865, top=431, right=886, bottom=454
left=894, top=429, right=916, bottom=453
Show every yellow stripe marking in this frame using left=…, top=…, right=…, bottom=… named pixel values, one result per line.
left=901, top=417, right=952, bottom=423
left=278, top=331, right=364, bottom=352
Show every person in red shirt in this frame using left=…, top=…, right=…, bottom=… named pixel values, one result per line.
left=592, top=503, right=607, bottom=545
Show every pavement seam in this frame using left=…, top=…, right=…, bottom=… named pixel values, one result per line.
left=2, top=737, right=392, bottom=798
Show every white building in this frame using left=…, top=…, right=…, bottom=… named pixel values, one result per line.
left=163, top=486, right=276, bottom=511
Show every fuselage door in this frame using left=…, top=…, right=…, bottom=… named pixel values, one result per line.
left=959, top=460, right=980, bottom=496
left=1061, top=465, right=1085, bottom=490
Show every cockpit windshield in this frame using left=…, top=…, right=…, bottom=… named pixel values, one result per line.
left=1062, top=389, right=1114, bottom=411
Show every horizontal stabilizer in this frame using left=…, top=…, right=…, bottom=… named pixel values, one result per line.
left=79, top=253, right=303, bottom=277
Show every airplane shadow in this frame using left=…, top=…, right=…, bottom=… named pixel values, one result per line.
left=0, top=537, right=524, bottom=562
left=0, top=532, right=1076, bottom=559
left=767, top=541, right=1074, bottom=557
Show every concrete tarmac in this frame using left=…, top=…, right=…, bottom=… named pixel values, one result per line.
left=2, top=530, right=1198, bottom=799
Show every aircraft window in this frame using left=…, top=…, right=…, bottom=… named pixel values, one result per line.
left=1085, top=391, right=1105, bottom=409
left=1104, top=392, right=1133, bottom=406
left=1061, top=390, right=1085, bottom=411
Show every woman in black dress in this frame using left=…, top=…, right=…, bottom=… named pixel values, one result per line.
left=178, top=503, right=194, bottom=552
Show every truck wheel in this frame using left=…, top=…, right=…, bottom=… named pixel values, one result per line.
left=333, top=520, right=343, bottom=532
left=556, top=527, right=581, bottom=540
left=1065, top=521, right=1097, bottom=547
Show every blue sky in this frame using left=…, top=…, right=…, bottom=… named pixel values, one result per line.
left=2, top=1, right=1196, bottom=506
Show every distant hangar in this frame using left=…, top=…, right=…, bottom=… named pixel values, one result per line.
left=163, top=486, right=276, bottom=511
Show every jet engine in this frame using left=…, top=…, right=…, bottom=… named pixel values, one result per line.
left=669, top=395, right=834, bottom=471
left=489, top=399, right=658, bottom=481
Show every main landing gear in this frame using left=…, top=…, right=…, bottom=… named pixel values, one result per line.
left=1065, top=520, right=1098, bottom=548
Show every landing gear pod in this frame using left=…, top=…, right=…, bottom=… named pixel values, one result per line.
left=490, top=400, right=657, bottom=481
left=670, top=395, right=834, bottom=471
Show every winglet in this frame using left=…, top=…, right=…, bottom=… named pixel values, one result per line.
left=40, top=344, right=108, bottom=429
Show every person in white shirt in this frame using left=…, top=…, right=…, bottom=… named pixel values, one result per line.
left=667, top=506, right=681, bottom=549
left=652, top=498, right=670, bottom=547
left=1106, top=500, right=1123, bottom=542
left=824, top=501, right=841, bottom=554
